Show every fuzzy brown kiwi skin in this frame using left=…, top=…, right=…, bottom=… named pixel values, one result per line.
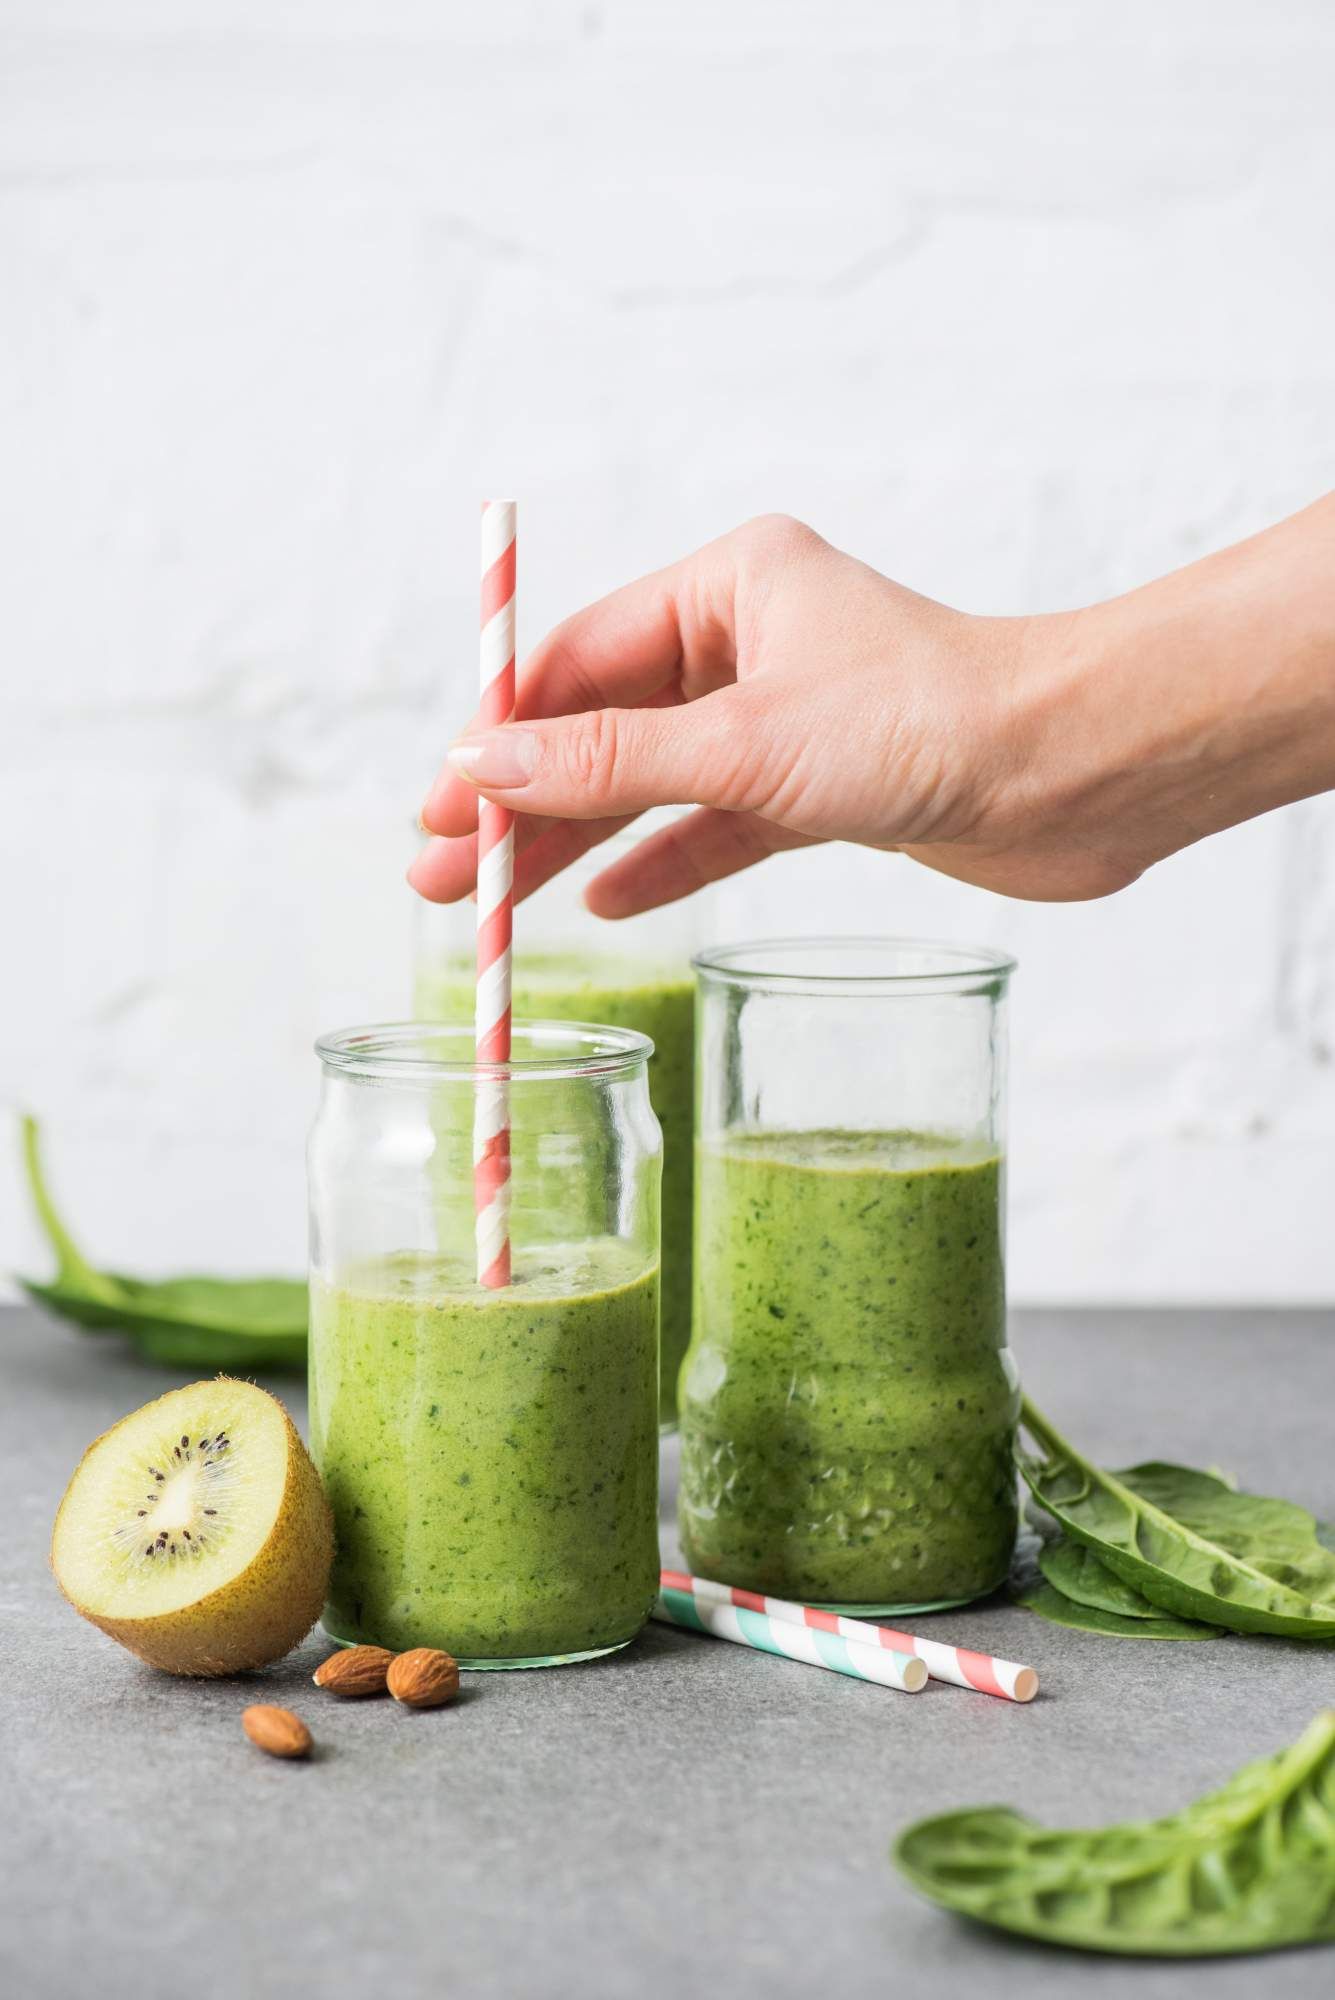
left=52, top=1383, right=334, bottom=1678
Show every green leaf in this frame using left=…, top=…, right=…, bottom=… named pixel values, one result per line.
left=1016, top=1579, right=1219, bottom=1641
left=894, top=1709, right=1335, bottom=1956
left=1018, top=1398, right=1335, bottom=1640
left=16, top=1117, right=306, bottom=1371
left=20, top=1115, right=126, bottom=1311
left=1040, top=1527, right=1214, bottom=1620
left=1122, top=1462, right=1335, bottom=1609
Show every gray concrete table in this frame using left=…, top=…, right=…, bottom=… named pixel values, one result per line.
left=4, top=1304, right=1334, bottom=1999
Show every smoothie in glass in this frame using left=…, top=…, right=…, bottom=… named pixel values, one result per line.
left=416, top=953, right=694, bottom=1426
left=678, top=1128, right=1018, bottom=1611
left=311, top=1240, right=659, bottom=1665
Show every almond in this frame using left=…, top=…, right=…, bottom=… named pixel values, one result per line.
left=387, top=1647, right=460, bottom=1709
left=242, top=1704, right=312, bottom=1759
left=312, top=1645, right=394, bottom=1697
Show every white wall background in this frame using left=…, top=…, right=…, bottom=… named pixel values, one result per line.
left=3, top=0, right=1335, bottom=1303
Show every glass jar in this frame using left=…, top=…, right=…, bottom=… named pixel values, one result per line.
left=415, top=826, right=705, bottom=1432
left=679, top=937, right=1018, bottom=1614
left=308, top=1021, right=662, bottom=1669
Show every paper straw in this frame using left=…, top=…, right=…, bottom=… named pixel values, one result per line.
left=473, top=498, right=517, bottom=1289
left=660, top=1570, right=1038, bottom=1704
left=653, top=1587, right=927, bottom=1694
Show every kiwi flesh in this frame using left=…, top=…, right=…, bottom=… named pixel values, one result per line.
left=52, top=1378, right=333, bottom=1676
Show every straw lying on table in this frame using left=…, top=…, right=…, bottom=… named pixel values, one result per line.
left=473, top=498, right=517, bottom=1290
left=655, top=1584, right=927, bottom=1693
left=657, top=1571, right=1038, bottom=1704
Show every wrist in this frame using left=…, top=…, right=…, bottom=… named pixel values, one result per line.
left=1010, top=502, right=1335, bottom=880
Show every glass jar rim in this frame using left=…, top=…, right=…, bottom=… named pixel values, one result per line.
left=315, top=1020, right=655, bottom=1083
left=692, top=934, right=1016, bottom=995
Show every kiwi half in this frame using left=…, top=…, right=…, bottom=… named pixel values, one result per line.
left=52, top=1378, right=333, bottom=1676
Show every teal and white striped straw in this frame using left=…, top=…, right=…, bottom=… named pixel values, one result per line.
left=653, top=1587, right=927, bottom=1693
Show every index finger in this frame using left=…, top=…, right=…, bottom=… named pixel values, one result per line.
left=421, top=536, right=743, bottom=837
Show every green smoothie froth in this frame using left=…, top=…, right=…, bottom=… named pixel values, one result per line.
left=416, top=953, right=695, bottom=1425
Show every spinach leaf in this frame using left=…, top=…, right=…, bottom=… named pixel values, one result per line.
left=1011, top=1530, right=1216, bottom=1638
left=1015, top=1579, right=1219, bottom=1641
left=894, top=1709, right=1335, bottom=1956
left=17, top=1117, right=306, bottom=1371
left=1122, top=1463, right=1335, bottom=1609
left=1040, top=1527, right=1211, bottom=1620
left=1018, top=1397, right=1335, bottom=1640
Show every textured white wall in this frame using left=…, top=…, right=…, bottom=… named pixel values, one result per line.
left=3, top=0, right=1335, bottom=1303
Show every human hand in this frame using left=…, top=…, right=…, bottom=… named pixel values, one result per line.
left=410, top=498, right=1335, bottom=915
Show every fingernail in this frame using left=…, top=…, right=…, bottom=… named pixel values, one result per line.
left=446, top=730, right=537, bottom=788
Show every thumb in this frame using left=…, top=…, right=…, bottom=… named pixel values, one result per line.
left=430, top=689, right=765, bottom=823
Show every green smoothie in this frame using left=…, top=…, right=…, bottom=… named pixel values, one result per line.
left=416, top=954, right=695, bottom=1427
left=678, top=1129, right=1018, bottom=1610
left=310, top=1240, right=660, bottom=1664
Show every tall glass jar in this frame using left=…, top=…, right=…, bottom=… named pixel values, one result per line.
left=679, top=938, right=1018, bottom=1614
left=308, top=1022, right=661, bottom=1669
left=415, top=828, right=704, bottom=1431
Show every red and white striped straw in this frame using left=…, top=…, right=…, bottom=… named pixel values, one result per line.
left=660, top=1570, right=1038, bottom=1703
left=473, top=498, right=517, bottom=1289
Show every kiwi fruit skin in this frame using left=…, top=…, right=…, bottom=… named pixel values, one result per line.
left=52, top=1380, right=334, bottom=1678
